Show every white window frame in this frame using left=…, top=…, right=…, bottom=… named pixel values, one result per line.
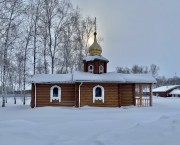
left=88, top=65, right=94, bottom=73
left=93, top=85, right=104, bottom=103
left=50, top=85, right=61, bottom=102
left=99, top=65, right=104, bottom=73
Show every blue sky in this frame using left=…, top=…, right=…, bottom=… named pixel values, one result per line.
left=72, top=0, right=180, bottom=77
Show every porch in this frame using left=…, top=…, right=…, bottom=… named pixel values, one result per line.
left=135, top=84, right=153, bottom=107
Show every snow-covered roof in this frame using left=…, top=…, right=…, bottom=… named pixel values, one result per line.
left=120, top=74, right=157, bottom=83
left=31, top=74, right=73, bottom=83
left=73, top=71, right=125, bottom=82
left=30, top=71, right=156, bottom=84
left=169, top=89, right=180, bottom=95
left=73, top=71, right=156, bottom=83
left=153, top=85, right=180, bottom=92
left=83, top=55, right=109, bottom=62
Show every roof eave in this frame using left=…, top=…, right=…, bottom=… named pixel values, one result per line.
left=32, top=81, right=75, bottom=84
left=83, top=59, right=109, bottom=63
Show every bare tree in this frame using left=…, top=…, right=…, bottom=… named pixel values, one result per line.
left=15, top=52, right=24, bottom=95
left=82, top=16, right=95, bottom=56
left=0, top=0, right=104, bottom=107
left=0, top=0, right=23, bottom=107
left=73, top=16, right=95, bottom=71
left=117, top=64, right=159, bottom=76
left=39, top=10, right=49, bottom=74
left=21, top=14, right=33, bottom=105
left=29, top=0, right=41, bottom=75
left=41, top=0, right=75, bottom=74
left=149, top=64, right=159, bottom=78
left=116, top=67, right=131, bottom=74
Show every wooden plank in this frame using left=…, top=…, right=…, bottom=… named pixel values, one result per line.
left=75, top=83, right=79, bottom=107
left=139, top=84, right=142, bottom=106
left=31, top=83, right=35, bottom=108
left=117, top=84, right=120, bottom=107
left=149, top=84, right=152, bottom=106
left=120, top=84, right=134, bottom=106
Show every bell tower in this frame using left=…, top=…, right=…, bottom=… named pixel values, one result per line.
left=83, top=18, right=109, bottom=74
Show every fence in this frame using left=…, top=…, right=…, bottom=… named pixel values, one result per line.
left=0, top=94, right=31, bottom=106
left=136, top=97, right=150, bottom=107
left=0, top=94, right=31, bottom=98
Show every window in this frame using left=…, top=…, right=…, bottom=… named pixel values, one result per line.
left=50, top=85, right=61, bottom=102
left=53, top=87, right=58, bottom=97
left=93, top=85, right=104, bottom=103
left=99, top=65, right=104, bottom=73
left=88, top=65, right=94, bottom=73
left=95, top=87, right=102, bottom=97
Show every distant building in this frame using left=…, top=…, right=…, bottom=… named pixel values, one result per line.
left=169, top=89, right=180, bottom=97
left=153, top=85, right=180, bottom=97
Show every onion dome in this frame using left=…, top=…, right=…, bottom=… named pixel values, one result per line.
left=89, top=32, right=102, bottom=56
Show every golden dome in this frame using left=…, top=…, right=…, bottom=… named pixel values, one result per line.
left=89, top=32, right=102, bottom=56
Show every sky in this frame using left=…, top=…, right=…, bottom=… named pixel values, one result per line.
left=72, top=0, right=180, bottom=77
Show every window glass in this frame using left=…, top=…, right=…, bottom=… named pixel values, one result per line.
left=89, top=65, right=93, bottom=69
left=99, top=65, right=104, bottom=73
left=53, top=87, right=58, bottom=97
left=95, top=87, right=102, bottom=97
left=50, top=85, right=61, bottom=102
left=88, top=65, right=94, bottom=73
left=93, top=85, right=104, bottom=103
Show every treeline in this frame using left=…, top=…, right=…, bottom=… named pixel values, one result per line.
left=117, top=64, right=180, bottom=87
left=116, top=64, right=159, bottom=78
left=156, top=76, right=180, bottom=87
left=0, top=0, right=96, bottom=95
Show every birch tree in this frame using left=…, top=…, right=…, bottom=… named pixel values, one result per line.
left=29, top=0, right=41, bottom=75
left=0, top=0, right=23, bottom=107
left=21, top=10, right=33, bottom=104
left=0, top=0, right=103, bottom=107
left=42, top=0, right=75, bottom=74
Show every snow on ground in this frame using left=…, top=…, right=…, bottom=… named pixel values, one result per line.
left=0, top=97, right=180, bottom=145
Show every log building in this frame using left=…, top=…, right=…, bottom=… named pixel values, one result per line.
left=153, top=85, right=180, bottom=97
left=31, top=31, right=156, bottom=108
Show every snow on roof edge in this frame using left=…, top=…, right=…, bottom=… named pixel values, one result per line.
left=30, top=71, right=156, bottom=84
left=32, top=81, right=75, bottom=84
left=83, top=55, right=109, bottom=62
left=75, top=80, right=155, bottom=84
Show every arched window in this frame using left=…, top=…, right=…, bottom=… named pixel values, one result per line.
left=88, top=65, right=94, bottom=73
left=93, top=85, right=104, bottom=103
left=50, top=85, right=61, bottom=102
left=99, top=65, right=104, bottom=73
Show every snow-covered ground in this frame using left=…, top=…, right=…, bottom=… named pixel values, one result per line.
left=0, top=97, right=180, bottom=145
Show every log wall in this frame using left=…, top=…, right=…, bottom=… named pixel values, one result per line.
left=80, top=83, right=119, bottom=107
left=80, top=83, right=135, bottom=107
left=31, top=84, right=75, bottom=108
left=120, top=84, right=134, bottom=106
left=31, top=84, right=35, bottom=108
left=31, top=83, right=136, bottom=108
